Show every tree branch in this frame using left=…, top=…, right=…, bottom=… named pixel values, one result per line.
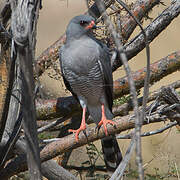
left=116, top=121, right=178, bottom=139
left=1, top=102, right=178, bottom=179
left=113, top=0, right=180, bottom=71
left=3, top=85, right=180, bottom=178
left=120, top=0, right=161, bottom=41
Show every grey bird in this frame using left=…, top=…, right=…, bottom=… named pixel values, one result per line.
left=59, top=15, right=122, bottom=171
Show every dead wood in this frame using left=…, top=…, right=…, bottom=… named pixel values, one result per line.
left=1, top=85, right=180, bottom=178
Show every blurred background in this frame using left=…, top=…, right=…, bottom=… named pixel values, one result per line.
left=36, top=0, right=180, bottom=178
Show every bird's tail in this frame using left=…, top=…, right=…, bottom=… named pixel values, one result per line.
left=101, top=135, right=122, bottom=172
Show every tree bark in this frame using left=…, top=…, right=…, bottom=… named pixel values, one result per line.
left=10, top=0, right=42, bottom=179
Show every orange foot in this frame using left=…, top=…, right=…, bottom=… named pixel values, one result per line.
left=98, top=104, right=116, bottom=136
left=68, top=124, right=86, bottom=142
left=68, top=107, right=86, bottom=142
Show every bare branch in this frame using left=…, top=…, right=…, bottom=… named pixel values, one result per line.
left=120, top=0, right=161, bottom=41
left=113, top=0, right=180, bottom=71
left=116, top=121, right=178, bottom=139
left=41, top=159, right=78, bottom=180
left=113, top=50, right=180, bottom=98
left=1, top=104, right=176, bottom=178
left=37, top=116, right=69, bottom=134
left=110, top=136, right=135, bottom=180
left=0, top=47, right=14, bottom=142
left=113, top=80, right=180, bottom=117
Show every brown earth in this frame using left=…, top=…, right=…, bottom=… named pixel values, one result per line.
left=37, top=0, right=180, bottom=179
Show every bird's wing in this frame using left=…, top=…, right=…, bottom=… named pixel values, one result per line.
left=59, top=46, right=79, bottom=102
left=97, top=44, right=113, bottom=111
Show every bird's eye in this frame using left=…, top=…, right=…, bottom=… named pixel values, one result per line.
left=80, top=20, right=87, bottom=26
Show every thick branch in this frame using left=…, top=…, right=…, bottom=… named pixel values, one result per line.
left=1, top=107, right=176, bottom=179
left=120, top=0, right=161, bottom=40
left=112, top=0, right=180, bottom=70
left=41, top=159, right=78, bottom=180
left=113, top=50, right=180, bottom=98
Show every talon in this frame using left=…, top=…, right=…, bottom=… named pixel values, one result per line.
left=68, top=129, right=76, bottom=133
left=98, top=119, right=115, bottom=136
left=98, top=104, right=116, bottom=136
left=68, top=124, right=86, bottom=142
left=68, top=107, right=86, bottom=142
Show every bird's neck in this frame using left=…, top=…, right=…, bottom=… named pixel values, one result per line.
left=66, top=31, right=94, bottom=43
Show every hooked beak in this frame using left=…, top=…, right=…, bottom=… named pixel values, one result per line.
left=85, top=20, right=96, bottom=30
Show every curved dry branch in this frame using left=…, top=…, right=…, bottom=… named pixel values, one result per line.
left=113, top=0, right=180, bottom=70
left=117, top=121, right=178, bottom=139
left=120, top=0, right=161, bottom=40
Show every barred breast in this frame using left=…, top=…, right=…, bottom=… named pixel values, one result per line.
left=64, top=61, right=104, bottom=105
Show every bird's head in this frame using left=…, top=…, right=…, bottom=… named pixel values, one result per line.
left=66, top=15, right=96, bottom=41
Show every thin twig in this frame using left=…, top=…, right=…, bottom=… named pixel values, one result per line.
left=116, top=0, right=151, bottom=118
left=95, top=0, right=144, bottom=178
left=37, top=116, right=69, bottom=134
left=64, top=165, right=106, bottom=172
left=110, top=135, right=135, bottom=180
left=116, top=121, right=178, bottom=139
left=174, top=161, right=180, bottom=180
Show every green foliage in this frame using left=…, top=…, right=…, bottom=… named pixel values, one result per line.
left=38, top=131, right=56, bottom=140
left=85, top=143, right=104, bottom=166
left=81, top=143, right=108, bottom=179
left=113, top=89, right=141, bottom=106
left=145, top=174, right=161, bottom=180
left=113, top=95, right=131, bottom=106
left=10, top=172, right=29, bottom=180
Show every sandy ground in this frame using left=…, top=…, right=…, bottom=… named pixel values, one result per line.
left=36, top=0, right=180, bottom=178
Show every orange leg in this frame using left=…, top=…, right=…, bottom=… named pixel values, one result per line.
left=68, top=107, right=86, bottom=142
left=98, top=104, right=116, bottom=136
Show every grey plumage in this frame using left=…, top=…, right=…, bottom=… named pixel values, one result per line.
left=59, top=15, right=122, bottom=171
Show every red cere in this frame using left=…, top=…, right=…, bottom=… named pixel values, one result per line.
left=85, top=20, right=95, bottom=30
